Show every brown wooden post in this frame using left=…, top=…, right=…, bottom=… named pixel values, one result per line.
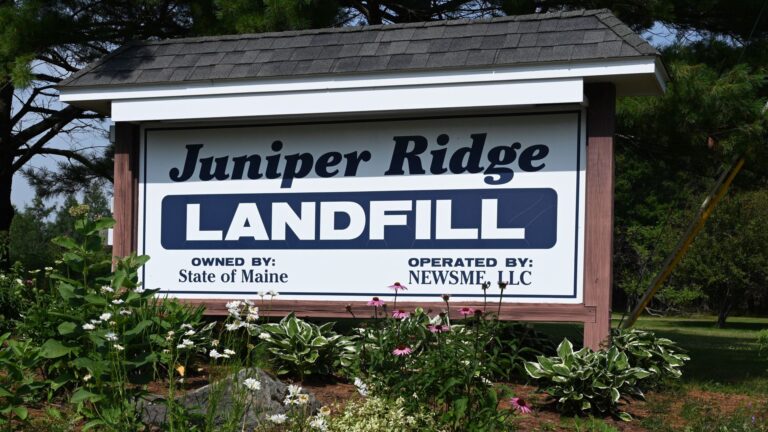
left=583, top=83, right=616, bottom=350
left=113, top=123, right=140, bottom=258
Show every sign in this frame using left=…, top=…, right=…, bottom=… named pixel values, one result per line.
left=138, top=112, right=585, bottom=302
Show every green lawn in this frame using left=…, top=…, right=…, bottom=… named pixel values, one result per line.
left=536, top=315, right=768, bottom=396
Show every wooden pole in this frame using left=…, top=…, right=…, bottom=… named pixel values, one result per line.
left=583, top=83, right=616, bottom=350
left=621, top=156, right=746, bottom=329
left=113, top=123, right=140, bottom=258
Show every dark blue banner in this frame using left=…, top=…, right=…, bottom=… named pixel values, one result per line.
left=160, top=188, right=557, bottom=250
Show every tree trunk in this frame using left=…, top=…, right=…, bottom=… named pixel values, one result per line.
left=716, top=294, right=733, bottom=328
left=0, top=80, right=14, bottom=270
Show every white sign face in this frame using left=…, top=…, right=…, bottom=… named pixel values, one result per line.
left=138, top=112, right=586, bottom=303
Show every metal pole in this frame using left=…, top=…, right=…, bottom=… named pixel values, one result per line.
left=621, top=156, right=745, bottom=329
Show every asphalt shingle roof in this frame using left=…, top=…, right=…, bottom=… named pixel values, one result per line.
left=60, top=9, right=658, bottom=88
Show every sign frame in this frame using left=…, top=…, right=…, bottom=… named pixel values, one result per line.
left=113, top=83, right=615, bottom=349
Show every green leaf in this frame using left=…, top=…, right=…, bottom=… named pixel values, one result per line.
left=83, top=294, right=107, bottom=306
left=124, top=320, right=153, bottom=336
left=89, top=217, right=116, bottom=234
left=82, top=419, right=106, bottom=431
left=310, top=336, right=328, bottom=347
left=52, top=236, right=79, bottom=250
left=49, top=373, right=72, bottom=391
left=57, top=283, right=78, bottom=301
left=11, top=406, right=28, bottom=420
left=618, top=412, right=633, bottom=422
left=71, top=388, right=102, bottom=404
left=557, top=339, right=574, bottom=360
left=57, top=322, right=78, bottom=335
left=40, top=340, right=74, bottom=359
left=610, top=387, right=621, bottom=403
left=452, top=397, right=469, bottom=419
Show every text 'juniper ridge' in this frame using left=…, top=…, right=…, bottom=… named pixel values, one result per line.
left=168, top=133, right=550, bottom=188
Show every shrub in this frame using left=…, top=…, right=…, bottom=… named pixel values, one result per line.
left=0, top=265, right=27, bottom=334
left=352, top=291, right=517, bottom=432
left=759, top=329, right=768, bottom=358
left=525, top=339, right=651, bottom=421
left=27, top=210, right=213, bottom=430
left=610, top=328, right=689, bottom=389
left=0, top=333, right=44, bottom=429
left=258, top=312, right=357, bottom=380
left=327, top=396, right=439, bottom=432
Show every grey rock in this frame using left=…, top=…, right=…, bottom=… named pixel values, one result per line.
left=139, top=368, right=320, bottom=428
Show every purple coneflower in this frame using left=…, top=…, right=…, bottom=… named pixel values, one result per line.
left=367, top=297, right=385, bottom=307
left=392, top=345, right=413, bottom=356
left=392, top=309, right=410, bottom=319
left=458, top=307, right=475, bottom=317
left=388, top=282, right=407, bottom=292
left=428, top=324, right=450, bottom=333
left=511, top=397, right=532, bottom=414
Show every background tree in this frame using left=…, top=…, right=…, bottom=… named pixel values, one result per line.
left=0, top=0, right=223, bottom=269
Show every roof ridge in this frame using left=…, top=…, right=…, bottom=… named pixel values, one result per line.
left=137, top=8, right=612, bottom=46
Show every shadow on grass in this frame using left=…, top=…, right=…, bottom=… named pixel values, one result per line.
left=649, top=319, right=768, bottom=332
left=650, top=329, right=766, bottom=384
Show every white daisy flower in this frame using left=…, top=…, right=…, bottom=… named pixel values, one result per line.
left=243, top=378, right=261, bottom=391
left=99, top=312, right=112, bottom=321
left=268, top=414, right=287, bottom=424
left=209, top=349, right=230, bottom=359
left=105, top=332, right=118, bottom=342
left=82, top=323, right=95, bottom=331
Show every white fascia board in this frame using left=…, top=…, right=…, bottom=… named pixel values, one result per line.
left=60, top=57, right=659, bottom=104
left=110, top=77, right=584, bottom=122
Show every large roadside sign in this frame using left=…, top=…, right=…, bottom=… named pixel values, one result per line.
left=138, top=111, right=585, bottom=303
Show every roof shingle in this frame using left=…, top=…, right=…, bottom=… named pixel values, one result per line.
left=60, top=9, right=658, bottom=88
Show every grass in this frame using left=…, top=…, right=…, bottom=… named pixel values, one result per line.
left=535, top=314, right=768, bottom=395
left=626, top=315, right=768, bottom=395
left=532, top=315, right=768, bottom=431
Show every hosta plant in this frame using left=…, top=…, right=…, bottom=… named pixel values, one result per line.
left=525, top=339, right=651, bottom=421
left=258, top=313, right=357, bottom=379
left=610, top=328, right=689, bottom=389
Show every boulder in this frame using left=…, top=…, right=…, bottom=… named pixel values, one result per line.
left=140, top=368, right=320, bottom=428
